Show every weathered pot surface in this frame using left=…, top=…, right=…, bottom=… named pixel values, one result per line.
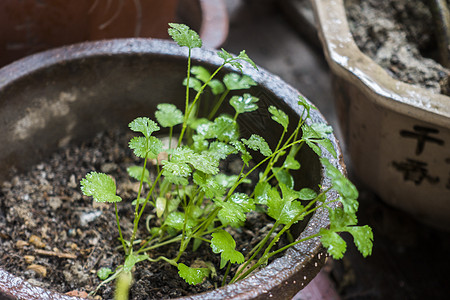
left=312, top=0, right=450, bottom=230
left=0, top=38, right=342, bottom=299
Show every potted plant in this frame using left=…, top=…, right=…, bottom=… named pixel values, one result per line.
left=0, top=24, right=372, bottom=299
left=309, top=0, right=450, bottom=230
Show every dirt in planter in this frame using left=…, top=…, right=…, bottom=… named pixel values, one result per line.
left=0, top=130, right=280, bottom=299
left=345, top=0, right=450, bottom=95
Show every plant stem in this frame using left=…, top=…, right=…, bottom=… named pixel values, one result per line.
left=115, top=203, right=127, bottom=253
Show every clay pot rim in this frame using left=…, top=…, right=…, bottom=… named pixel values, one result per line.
left=0, top=38, right=342, bottom=299
left=311, top=0, right=450, bottom=127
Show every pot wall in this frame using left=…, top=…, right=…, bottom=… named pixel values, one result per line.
left=0, top=39, right=342, bottom=299
left=312, top=0, right=450, bottom=229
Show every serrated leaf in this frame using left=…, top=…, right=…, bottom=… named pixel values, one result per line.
left=208, top=141, right=237, bottom=160
left=319, top=228, right=347, bottom=259
left=315, top=138, right=337, bottom=158
left=124, top=253, right=149, bottom=272
left=230, top=93, right=259, bottom=115
left=155, top=103, right=184, bottom=128
left=230, top=140, right=252, bottom=166
left=347, top=225, right=373, bottom=257
left=268, top=106, right=289, bottom=130
left=129, top=136, right=163, bottom=159
left=80, top=172, right=122, bottom=203
left=267, top=186, right=303, bottom=225
left=298, top=95, right=316, bottom=118
left=213, top=115, right=239, bottom=143
left=215, top=194, right=254, bottom=228
left=283, top=155, right=300, bottom=170
left=223, top=73, right=257, bottom=90
left=272, top=167, right=294, bottom=189
left=306, top=140, right=322, bottom=157
left=320, top=158, right=359, bottom=213
left=162, top=160, right=192, bottom=178
left=236, top=50, right=258, bottom=70
left=193, top=171, right=225, bottom=199
left=164, top=174, right=189, bottom=186
left=128, top=117, right=160, bottom=138
left=127, top=165, right=150, bottom=184
left=178, top=263, right=210, bottom=285
left=168, top=23, right=202, bottom=49
left=211, top=230, right=245, bottom=268
left=242, top=134, right=272, bottom=156
left=298, top=188, right=317, bottom=200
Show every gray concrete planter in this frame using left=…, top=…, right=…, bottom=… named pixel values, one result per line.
left=312, top=0, right=450, bottom=230
left=0, top=38, right=342, bottom=299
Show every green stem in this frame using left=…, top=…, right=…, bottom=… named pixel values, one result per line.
left=115, top=203, right=127, bottom=253
left=208, top=89, right=230, bottom=120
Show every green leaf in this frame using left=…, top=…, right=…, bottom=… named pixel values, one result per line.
left=170, top=147, right=219, bottom=175
left=168, top=23, right=202, bottom=49
left=80, top=172, right=122, bottom=203
left=178, top=263, right=210, bottom=285
left=298, top=95, right=316, bottom=118
left=230, top=140, right=252, bottom=166
left=298, top=188, right=317, bottom=200
left=254, top=181, right=271, bottom=205
left=208, top=79, right=225, bottom=95
left=97, top=267, right=112, bottom=280
left=267, top=186, right=303, bottom=225
left=211, top=230, right=245, bottom=267
left=283, top=155, right=300, bottom=170
left=129, top=117, right=160, bottom=138
left=242, top=134, right=272, bottom=156
left=215, top=194, right=254, bottom=228
left=315, top=138, right=337, bottom=158
left=155, top=103, right=184, bottom=128
left=319, top=228, right=346, bottom=259
left=124, top=253, right=149, bottom=272
left=162, top=160, right=192, bottom=178
left=268, top=106, right=289, bottom=130
left=320, top=158, right=359, bottom=213
left=218, top=49, right=258, bottom=72
left=347, top=225, right=373, bottom=257
left=129, top=136, right=163, bottom=159
left=213, top=115, right=239, bottom=143
left=236, top=50, right=258, bottom=70
left=230, top=93, right=259, bottom=115
left=272, top=167, right=294, bottom=189
left=214, top=174, right=247, bottom=189
left=208, top=141, right=237, bottom=160
left=183, top=77, right=202, bottom=92
left=127, top=165, right=150, bottom=184
left=165, top=211, right=196, bottom=231
left=223, top=73, right=257, bottom=90
left=191, top=66, right=211, bottom=83
left=193, top=171, right=225, bottom=199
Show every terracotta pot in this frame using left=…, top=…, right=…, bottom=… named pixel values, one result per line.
left=311, top=0, right=450, bottom=230
left=0, top=38, right=342, bottom=299
left=0, top=0, right=228, bottom=68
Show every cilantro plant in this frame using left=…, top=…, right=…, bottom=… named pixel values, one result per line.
left=80, top=23, right=373, bottom=295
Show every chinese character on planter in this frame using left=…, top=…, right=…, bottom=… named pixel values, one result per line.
left=400, top=125, right=444, bottom=155
left=392, top=158, right=439, bottom=185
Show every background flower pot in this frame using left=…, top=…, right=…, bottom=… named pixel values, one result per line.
left=0, top=0, right=228, bottom=68
left=311, top=0, right=450, bottom=230
left=0, top=38, right=343, bottom=299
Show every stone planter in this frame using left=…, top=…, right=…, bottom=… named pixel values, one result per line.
left=0, top=38, right=342, bottom=299
left=0, top=0, right=228, bottom=68
left=311, top=0, right=450, bottom=230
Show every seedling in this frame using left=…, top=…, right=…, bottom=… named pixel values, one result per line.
left=80, top=23, right=373, bottom=296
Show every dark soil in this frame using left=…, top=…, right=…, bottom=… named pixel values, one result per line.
left=345, top=0, right=450, bottom=94
left=0, top=130, right=275, bottom=299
